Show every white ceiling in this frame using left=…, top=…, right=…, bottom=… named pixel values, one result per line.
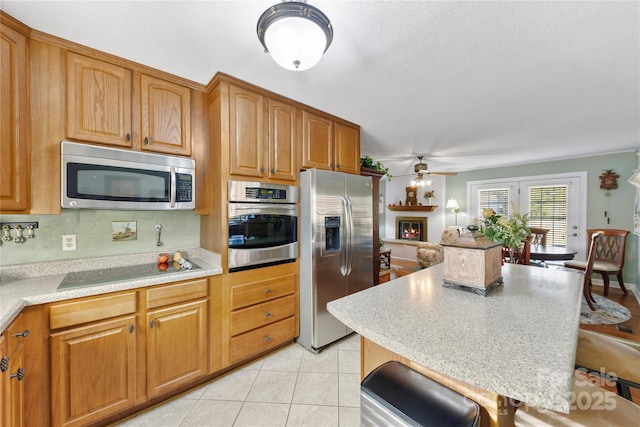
left=2, top=0, right=639, bottom=176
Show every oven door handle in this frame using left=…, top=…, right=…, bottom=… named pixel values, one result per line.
left=229, top=203, right=297, bottom=217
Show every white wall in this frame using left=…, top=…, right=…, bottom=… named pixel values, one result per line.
left=381, top=175, right=447, bottom=243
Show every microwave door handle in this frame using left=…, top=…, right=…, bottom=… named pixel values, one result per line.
left=170, top=167, right=177, bottom=208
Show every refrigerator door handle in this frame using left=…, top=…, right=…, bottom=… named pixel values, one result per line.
left=344, top=195, right=353, bottom=276
left=340, top=196, right=349, bottom=276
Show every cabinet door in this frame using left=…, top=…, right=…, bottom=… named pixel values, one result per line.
left=140, top=74, right=191, bottom=156
left=4, top=344, right=25, bottom=427
left=0, top=335, right=6, bottom=427
left=301, top=110, right=333, bottom=171
left=0, top=24, right=29, bottom=212
left=229, top=85, right=264, bottom=178
left=268, top=99, right=297, bottom=181
left=66, top=52, right=132, bottom=147
left=50, top=316, right=137, bottom=427
left=147, top=300, right=207, bottom=398
left=334, top=122, right=360, bottom=174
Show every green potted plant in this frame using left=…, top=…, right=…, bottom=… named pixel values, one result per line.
left=360, top=155, right=392, bottom=180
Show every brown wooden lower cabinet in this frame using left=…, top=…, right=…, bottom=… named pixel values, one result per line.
left=4, top=269, right=298, bottom=426
left=47, top=280, right=210, bottom=427
left=50, top=315, right=138, bottom=427
left=146, top=299, right=208, bottom=398
left=224, top=262, right=299, bottom=366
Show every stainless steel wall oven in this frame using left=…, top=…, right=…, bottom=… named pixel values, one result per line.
left=227, top=181, right=298, bottom=272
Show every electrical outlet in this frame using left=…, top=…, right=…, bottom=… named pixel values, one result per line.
left=62, top=234, right=77, bottom=251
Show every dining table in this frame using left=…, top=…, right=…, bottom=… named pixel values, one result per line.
left=529, top=245, right=577, bottom=262
left=327, top=263, right=584, bottom=427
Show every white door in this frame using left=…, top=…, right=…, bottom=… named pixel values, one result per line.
left=468, top=172, right=587, bottom=259
left=518, top=174, right=586, bottom=259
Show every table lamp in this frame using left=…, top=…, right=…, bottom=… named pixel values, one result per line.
left=445, top=198, right=460, bottom=226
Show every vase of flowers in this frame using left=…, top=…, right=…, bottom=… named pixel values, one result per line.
left=472, top=203, right=530, bottom=253
left=424, top=190, right=435, bottom=205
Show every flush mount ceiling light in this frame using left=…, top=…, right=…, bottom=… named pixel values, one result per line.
left=257, top=0, right=333, bottom=71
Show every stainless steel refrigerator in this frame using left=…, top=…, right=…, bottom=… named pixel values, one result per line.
left=297, top=169, right=374, bottom=352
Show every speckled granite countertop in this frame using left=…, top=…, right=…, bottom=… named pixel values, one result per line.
left=0, top=248, right=222, bottom=332
left=327, top=263, right=583, bottom=414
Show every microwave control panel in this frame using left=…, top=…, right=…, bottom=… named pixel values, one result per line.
left=176, top=173, right=193, bottom=202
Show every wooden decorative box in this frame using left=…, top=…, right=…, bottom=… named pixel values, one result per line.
left=441, top=230, right=503, bottom=296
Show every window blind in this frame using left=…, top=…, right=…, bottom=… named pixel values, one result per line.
left=528, top=185, right=568, bottom=247
left=478, top=189, right=509, bottom=217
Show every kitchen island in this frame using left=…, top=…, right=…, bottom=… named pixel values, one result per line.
left=327, top=263, right=584, bottom=427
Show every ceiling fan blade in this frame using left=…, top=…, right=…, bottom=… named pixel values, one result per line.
left=428, top=171, right=458, bottom=176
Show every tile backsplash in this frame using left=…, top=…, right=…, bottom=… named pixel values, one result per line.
left=0, top=209, right=200, bottom=266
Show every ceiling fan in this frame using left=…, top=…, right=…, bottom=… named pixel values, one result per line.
left=397, top=156, right=458, bottom=177
left=393, top=156, right=457, bottom=187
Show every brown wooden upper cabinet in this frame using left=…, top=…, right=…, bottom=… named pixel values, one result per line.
left=66, top=52, right=191, bottom=156
left=228, top=84, right=297, bottom=182
left=0, top=23, right=29, bottom=213
left=301, top=111, right=360, bottom=175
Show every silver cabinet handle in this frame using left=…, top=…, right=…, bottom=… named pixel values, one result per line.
left=264, top=336, right=272, bottom=343
left=13, top=329, right=29, bottom=338
left=10, top=367, right=24, bottom=381
left=264, top=312, right=272, bottom=318
left=150, top=319, right=155, bottom=328
left=265, top=288, right=272, bottom=294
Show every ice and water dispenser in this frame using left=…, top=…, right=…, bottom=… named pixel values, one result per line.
left=324, top=216, right=341, bottom=251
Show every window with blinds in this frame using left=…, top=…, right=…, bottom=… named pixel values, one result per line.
left=527, top=185, right=568, bottom=247
left=478, top=188, right=510, bottom=217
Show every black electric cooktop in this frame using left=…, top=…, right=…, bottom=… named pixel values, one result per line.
left=57, top=262, right=201, bottom=290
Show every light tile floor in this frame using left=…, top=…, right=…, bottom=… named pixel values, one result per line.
left=113, top=333, right=362, bottom=427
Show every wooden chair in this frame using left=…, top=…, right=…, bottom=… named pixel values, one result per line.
left=515, top=328, right=640, bottom=425
left=528, top=227, right=549, bottom=246
left=502, top=235, right=532, bottom=265
left=515, top=369, right=640, bottom=426
left=564, top=229, right=630, bottom=296
left=580, top=231, right=603, bottom=310
left=575, top=329, right=640, bottom=402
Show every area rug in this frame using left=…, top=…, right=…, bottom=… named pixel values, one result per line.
left=580, top=294, right=632, bottom=325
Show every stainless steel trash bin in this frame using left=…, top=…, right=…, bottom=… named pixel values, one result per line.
left=361, top=361, right=480, bottom=427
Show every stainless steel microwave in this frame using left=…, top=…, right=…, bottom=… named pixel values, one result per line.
left=61, top=141, right=195, bottom=210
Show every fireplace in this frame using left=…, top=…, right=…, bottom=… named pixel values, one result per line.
left=396, top=216, right=428, bottom=242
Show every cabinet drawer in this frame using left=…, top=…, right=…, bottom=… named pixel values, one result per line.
left=230, top=317, right=296, bottom=364
left=230, top=273, right=296, bottom=310
left=50, top=292, right=137, bottom=330
left=146, top=278, right=209, bottom=309
left=5, top=312, right=30, bottom=356
left=230, top=294, right=296, bottom=336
